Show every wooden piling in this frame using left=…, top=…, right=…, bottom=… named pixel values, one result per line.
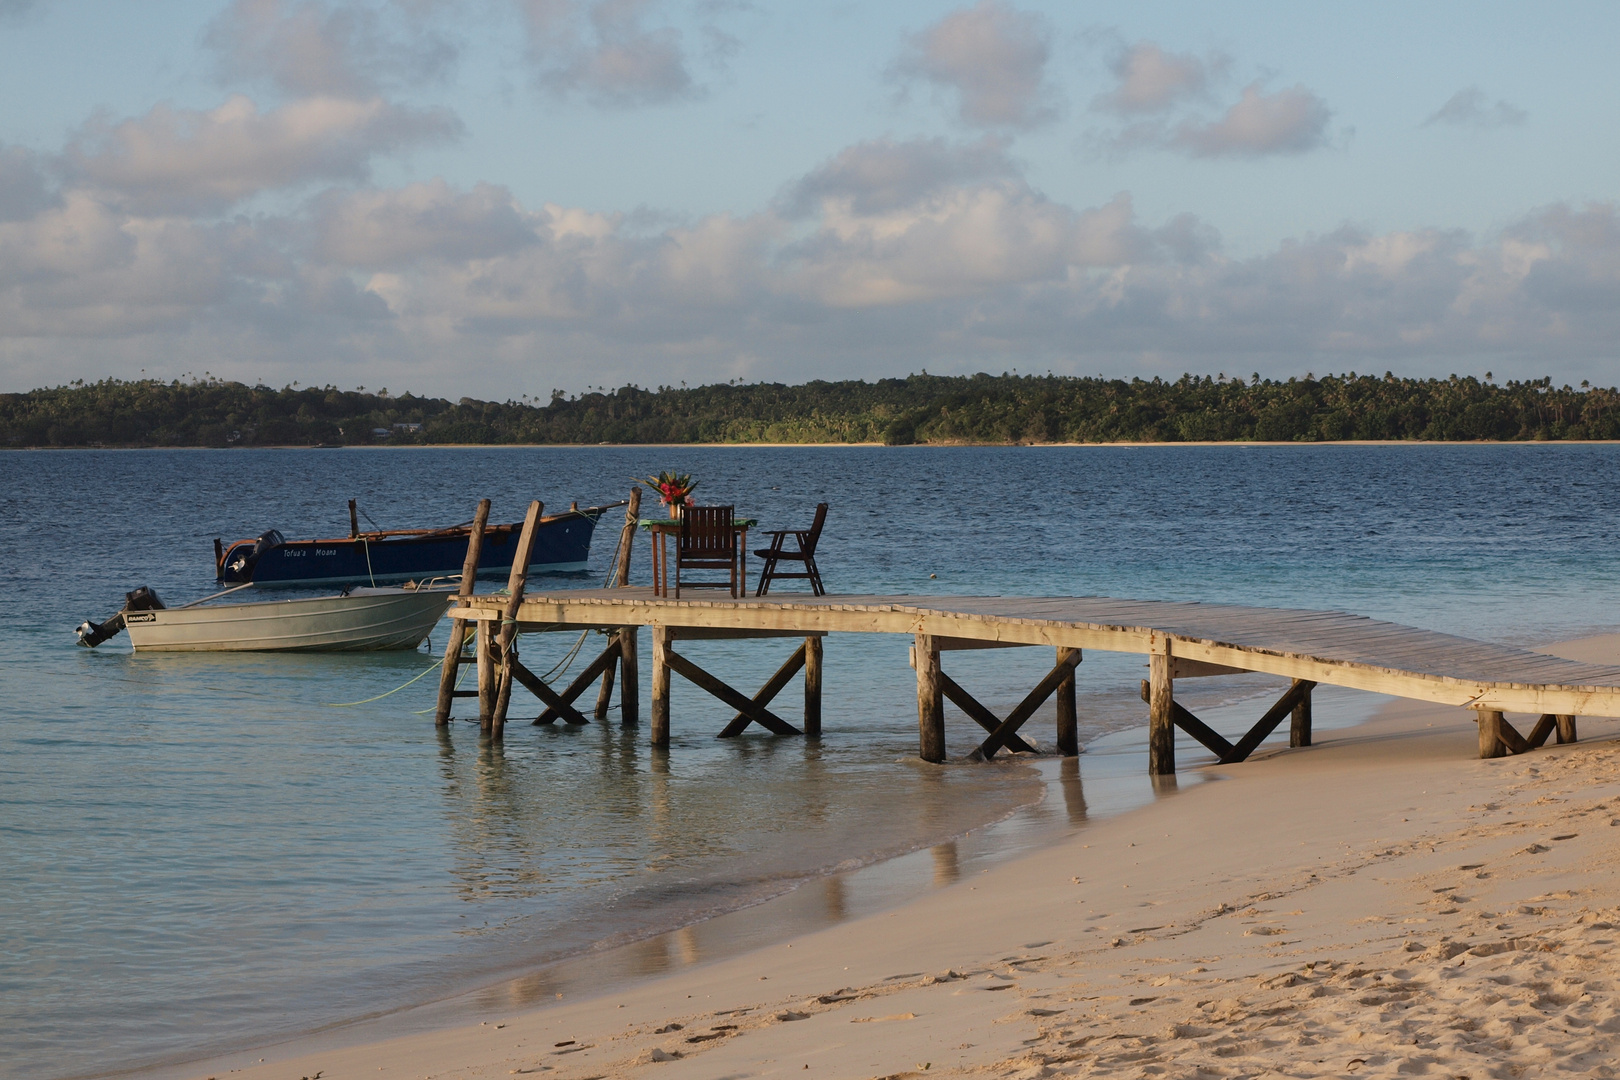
left=594, top=642, right=618, bottom=720
left=1148, top=644, right=1174, bottom=775
left=1556, top=714, right=1579, bottom=744
left=1055, top=646, right=1079, bottom=756
left=1290, top=684, right=1313, bottom=747
left=804, top=635, right=823, bottom=737
left=610, top=487, right=642, bottom=588
left=435, top=498, right=492, bottom=725
left=349, top=498, right=359, bottom=538
left=1477, top=709, right=1508, bottom=759
left=915, top=632, right=944, bottom=763
left=650, top=624, right=671, bottom=747
left=489, top=500, right=544, bottom=738
left=601, top=488, right=643, bottom=724
left=476, top=618, right=496, bottom=725
left=620, top=628, right=640, bottom=726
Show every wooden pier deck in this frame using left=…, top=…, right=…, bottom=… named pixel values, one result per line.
left=442, top=587, right=1620, bottom=772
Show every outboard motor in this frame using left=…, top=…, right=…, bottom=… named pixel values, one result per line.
left=76, top=586, right=166, bottom=648
left=221, top=529, right=285, bottom=583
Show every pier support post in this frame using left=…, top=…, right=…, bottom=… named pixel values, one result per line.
left=1557, top=714, right=1579, bottom=744
left=1477, top=709, right=1508, bottom=759
left=651, top=624, right=671, bottom=747
left=1290, top=684, right=1313, bottom=747
left=593, top=639, right=617, bottom=720
left=434, top=498, right=491, bottom=725
left=619, top=627, right=640, bottom=726
left=804, top=635, right=823, bottom=737
left=1148, top=641, right=1174, bottom=775
left=489, top=500, right=544, bottom=740
left=1055, top=646, right=1079, bottom=756
left=915, top=632, right=945, bottom=763
left=476, top=617, right=497, bottom=728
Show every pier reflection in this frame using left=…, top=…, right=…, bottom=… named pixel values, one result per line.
left=931, top=841, right=960, bottom=885
left=1060, top=757, right=1088, bottom=824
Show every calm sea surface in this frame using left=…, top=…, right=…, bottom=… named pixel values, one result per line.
left=2, top=444, right=1618, bottom=1079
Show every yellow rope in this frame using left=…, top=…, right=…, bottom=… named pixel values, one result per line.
left=325, top=657, right=445, bottom=707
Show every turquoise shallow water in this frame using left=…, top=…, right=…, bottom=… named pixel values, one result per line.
left=2, top=444, right=1618, bottom=1079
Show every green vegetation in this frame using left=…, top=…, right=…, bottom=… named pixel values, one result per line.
left=4, top=372, right=1619, bottom=448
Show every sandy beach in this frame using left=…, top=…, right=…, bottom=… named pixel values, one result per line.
left=168, top=637, right=1620, bottom=1080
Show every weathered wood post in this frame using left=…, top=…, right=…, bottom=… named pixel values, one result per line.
left=1055, top=646, right=1080, bottom=756
left=435, top=498, right=492, bottom=725
left=1477, top=708, right=1508, bottom=758
left=650, top=624, right=671, bottom=747
left=620, top=629, right=640, bottom=726
left=1556, top=714, right=1579, bottom=744
left=488, top=500, right=544, bottom=739
left=915, top=632, right=944, bottom=763
left=804, top=635, right=823, bottom=736
left=349, top=499, right=360, bottom=538
left=593, top=655, right=617, bottom=720
left=476, top=618, right=497, bottom=724
left=1147, top=636, right=1174, bottom=775
left=1290, top=685, right=1313, bottom=748
left=597, top=487, right=643, bottom=722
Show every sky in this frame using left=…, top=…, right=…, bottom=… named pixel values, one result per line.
left=1, top=0, right=1617, bottom=399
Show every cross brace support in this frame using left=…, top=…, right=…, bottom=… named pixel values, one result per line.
left=662, top=648, right=802, bottom=737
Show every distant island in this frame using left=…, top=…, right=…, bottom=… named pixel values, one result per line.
left=4, top=372, right=1618, bottom=447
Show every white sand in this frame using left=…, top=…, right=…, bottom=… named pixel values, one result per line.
left=175, top=637, right=1620, bottom=1080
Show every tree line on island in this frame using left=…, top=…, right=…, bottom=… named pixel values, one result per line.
left=4, top=371, right=1619, bottom=448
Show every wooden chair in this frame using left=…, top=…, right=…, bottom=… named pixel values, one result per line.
left=675, top=505, right=740, bottom=598
left=754, top=503, right=827, bottom=596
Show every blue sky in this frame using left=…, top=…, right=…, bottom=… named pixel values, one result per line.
left=1, top=0, right=1616, bottom=398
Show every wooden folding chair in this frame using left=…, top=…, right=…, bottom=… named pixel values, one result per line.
left=754, top=502, right=827, bottom=596
left=675, top=505, right=739, bottom=598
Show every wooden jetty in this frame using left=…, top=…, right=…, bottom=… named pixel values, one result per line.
left=436, top=572, right=1620, bottom=772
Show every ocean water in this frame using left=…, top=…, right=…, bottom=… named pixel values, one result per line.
left=2, top=444, right=1618, bottom=1079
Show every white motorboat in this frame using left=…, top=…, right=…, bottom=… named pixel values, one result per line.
left=78, top=585, right=451, bottom=653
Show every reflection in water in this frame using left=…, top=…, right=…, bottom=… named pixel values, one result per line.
left=1150, top=772, right=1180, bottom=796
left=675, top=926, right=701, bottom=966
left=631, top=935, right=672, bottom=975
left=822, top=875, right=847, bottom=922
left=494, top=969, right=561, bottom=1009
left=931, top=841, right=960, bottom=885
left=1060, top=757, right=1088, bottom=824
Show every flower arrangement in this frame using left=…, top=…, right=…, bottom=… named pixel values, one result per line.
left=643, top=470, right=698, bottom=512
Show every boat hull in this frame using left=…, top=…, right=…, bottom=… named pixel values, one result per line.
left=220, top=512, right=600, bottom=587
left=123, top=589, right=450, bottom=652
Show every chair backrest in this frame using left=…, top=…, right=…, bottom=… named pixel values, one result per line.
left=679, top=505, right=736, bottom=557
left=801, top=502, right=829, bottom=554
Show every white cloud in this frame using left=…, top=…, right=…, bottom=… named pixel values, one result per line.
left=205, top=0, right=460, bottom=97
left=1423, top=87, right=1527, bottom=129
left=0, top=145, right=54, bottom=222
left=63, top=95, right=462, bottom=214
left=891, top=1, right=1058, bottom=129
left=313, top=179, right=541, bottom=266
left=782, top=136, right=1017, bottom=217
left=1096, top=42, right=1217, bottom=114
left=3, top=126, right=1619, bottom=394
left=518, top=0, right=700, bottom=107
left=1172, top=82, right=1332, bottom=157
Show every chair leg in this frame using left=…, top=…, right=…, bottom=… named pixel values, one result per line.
left=756, top=554, right=775, bottom=596
left=805, top=553, right=824, bottom=596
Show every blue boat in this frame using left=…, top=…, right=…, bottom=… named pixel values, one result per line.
left=216, top=501, right=622, bottom=588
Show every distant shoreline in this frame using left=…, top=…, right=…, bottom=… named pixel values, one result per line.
left=10, top=439, right=1620, bottom=450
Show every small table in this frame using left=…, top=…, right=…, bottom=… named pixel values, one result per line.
left=640, top=518, right=757, bottom=597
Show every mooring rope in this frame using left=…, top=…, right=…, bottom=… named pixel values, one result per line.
left=325, top=655, right=446, bottom=707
